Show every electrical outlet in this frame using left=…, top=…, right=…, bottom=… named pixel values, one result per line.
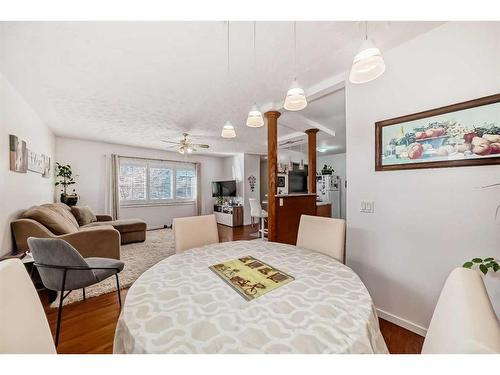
left=360, top=201, right=374, bottom=213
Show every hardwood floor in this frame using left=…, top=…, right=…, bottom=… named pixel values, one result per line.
left=40, top=224, right=424, bottom=354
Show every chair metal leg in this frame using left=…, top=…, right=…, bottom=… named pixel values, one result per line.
left=115, top=274, right=122, bottom=308
left=82, top=288, right=86, bottom=301
left=260, top=217, right=265, bottom=240
left=55, top=269, right=67, bottom=348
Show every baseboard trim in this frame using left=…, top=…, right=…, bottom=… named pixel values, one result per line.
left=376, top=308, right=427, bottom=337
left=147, top=226, right=166, bottom=231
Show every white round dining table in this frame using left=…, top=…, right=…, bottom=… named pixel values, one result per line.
left=113, top=240, right=388, bottom=354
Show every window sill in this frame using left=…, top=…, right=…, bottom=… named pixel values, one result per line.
left=120, top=201, right=196, bottom=209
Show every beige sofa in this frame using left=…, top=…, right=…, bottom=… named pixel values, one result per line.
left=11, top=203, right=146, bottom=260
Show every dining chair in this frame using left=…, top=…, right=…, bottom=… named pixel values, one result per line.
left=421, top=267, right=500, bottom=354
left=27, top=237, right=124, bottom=347
left=0, top=259, right=56, bottom=354
left=249, top=198, right=268, bottom=240
left=173, top=214, right=219, bottom=253
left=296, top=214, right=346, bottom=263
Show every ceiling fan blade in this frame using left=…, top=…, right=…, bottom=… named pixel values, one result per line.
left=164, top=144, right=180, bottom=149
left=160, top=140, right=180, bottom=145
left=193, top=144, right=210, bottom=148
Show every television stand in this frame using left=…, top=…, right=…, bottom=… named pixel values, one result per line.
left=213, top=204, right=243, bottom=227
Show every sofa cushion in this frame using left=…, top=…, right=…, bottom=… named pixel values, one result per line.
left=71, top=206, right=97, bottom=226
left=42, top=203, right=80, bottom=229
left=82, top=219, right=147, bottom=234
left=23, top=205, right=79, bottom=235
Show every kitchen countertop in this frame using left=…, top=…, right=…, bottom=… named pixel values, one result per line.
left=316, top=202, right=331, bottom=206
left=275, top=193, right=316, bottom=198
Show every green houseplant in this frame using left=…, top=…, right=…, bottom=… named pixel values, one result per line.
left=463, top=257, right=499, bottom=275
left=321, top=164, right=335, bottom=175
left=55, top=162, right=79, bottom=206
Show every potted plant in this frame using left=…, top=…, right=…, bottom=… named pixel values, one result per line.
left=321, top=164, right=334, bottom=175
left=55, top=162, right=79, bottom=206
left=463, top=257, right=499, bottom=275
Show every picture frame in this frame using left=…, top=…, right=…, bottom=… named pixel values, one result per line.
left=9, top=134, right=28, bottom=173
left=375, top=93, right=500, bottom=171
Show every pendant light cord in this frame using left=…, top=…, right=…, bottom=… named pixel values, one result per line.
left=227, top=21, right=230, bottom=73
left=293, top=21, right=297, bottom=81
left=253, top=21, right=257, bottom=105
left=365, top=21, right=368, bottom=41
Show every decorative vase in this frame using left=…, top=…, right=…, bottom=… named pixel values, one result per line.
left=60, top=193, right=79, bottom=206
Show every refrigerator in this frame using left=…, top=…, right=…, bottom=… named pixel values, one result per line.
left=316, top=175, right=342, bottom=219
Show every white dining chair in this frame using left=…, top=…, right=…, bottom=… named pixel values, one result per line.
left=173, top=214, right=219, bottom=253
left=421, top=267, right=500, bottom=354
left=249, top=198, right=268, bottom=240
left=296, top=214, right=346, bottom=263
left=0, top=259, right=56, bottom=354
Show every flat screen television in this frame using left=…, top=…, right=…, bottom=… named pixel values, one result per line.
left=212, top=180, right=237, bottom=197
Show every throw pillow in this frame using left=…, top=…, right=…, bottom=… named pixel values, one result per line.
left=71, top=206, right=98, bottom=226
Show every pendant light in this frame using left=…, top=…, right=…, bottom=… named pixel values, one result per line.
left=246, top=21, right=264, bottom=128
left=349, top=21, right=386, bottom=84
left=221, top=121, right=236, bottom=138
left=284, top=21, right=307, bottom=112
left=221, top=21, right=237, bottom=138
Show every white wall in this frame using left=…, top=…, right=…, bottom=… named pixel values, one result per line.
left=0, top=73, right=55, bottom=255
left=55, top=137, right=227, bottom=229
left=260, top=158, right=268, bottom=202
left=346, top=22, right=500, bottom=334
left=244, top=154, right=261, bottom=225
left=222, top=153, right=261, bottom=225
left=318, top=153, right=346, bottom=219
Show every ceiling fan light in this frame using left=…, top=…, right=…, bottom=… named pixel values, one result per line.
left=221, top=122, right=236, bottom=138
left=246, top=106, right=264, bottom=128
left=284, top=81, right=307, bottom=111
left=349, top=38, right=386, bottom=84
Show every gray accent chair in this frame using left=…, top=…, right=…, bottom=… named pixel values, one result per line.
left=27, top=237, right=125, bottom=347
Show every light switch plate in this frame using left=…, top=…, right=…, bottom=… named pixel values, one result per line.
left=360, top=201, right=374, bottom=213
left=279, top=198, right=284, bottom=207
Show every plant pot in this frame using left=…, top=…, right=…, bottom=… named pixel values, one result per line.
left=61, top=194, right=79, bottom=206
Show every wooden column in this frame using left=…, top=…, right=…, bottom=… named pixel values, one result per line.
left=265, top=110, right=280, bottom=242
left=305, top=128, right=319, bottom=194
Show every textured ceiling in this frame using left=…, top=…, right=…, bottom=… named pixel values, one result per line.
left=0, top=21, right=443, bottom=156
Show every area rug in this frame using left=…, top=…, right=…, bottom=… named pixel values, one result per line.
left=53, top=229, right=175, bottom=307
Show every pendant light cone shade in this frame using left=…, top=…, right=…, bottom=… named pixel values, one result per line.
left=221, top=122, right=236, bottom=138
left=246, top=105, right=264, bottom=128
left=349, top=38, right=386, bottom=84
left=284, top=80, right=307, bottom=111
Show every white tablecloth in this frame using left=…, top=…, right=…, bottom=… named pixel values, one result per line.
left=113, top=240, right=388, bottom=354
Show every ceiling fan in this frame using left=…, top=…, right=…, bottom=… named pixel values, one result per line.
left=161, top=133, right=210, bottom=154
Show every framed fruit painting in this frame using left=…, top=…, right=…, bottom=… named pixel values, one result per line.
left=375, top=94, right=500, bottom=171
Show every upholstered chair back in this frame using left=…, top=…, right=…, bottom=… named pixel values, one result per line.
left=422, top=267, right=500, bottom=354
left=296, top=214, right=346, bottom=263
left=28, top=237, right=97, bottom=291
left=173, top=214, right=219, bottom=253
left=0, top=259, right=56, bottom=353
left=249, top=198, right=263, bottom=217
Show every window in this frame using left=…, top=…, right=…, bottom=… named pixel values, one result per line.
left=119, top=158, right=196, bottom=206
left=176, top=169, right=196, bottom=199
left=150, top=166, right=173, bottom=200
left=119, top=163, right=147, bottom=202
